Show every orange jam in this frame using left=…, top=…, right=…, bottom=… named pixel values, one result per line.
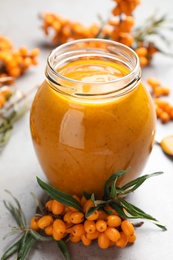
left=30, top=39, right=156, bottom=198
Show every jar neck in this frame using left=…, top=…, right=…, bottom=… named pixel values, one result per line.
left=45, top=39, right=141, bottom=101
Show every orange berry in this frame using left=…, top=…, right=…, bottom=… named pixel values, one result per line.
left=95, top=220, right=107, bottom=232
left=161, top=87, right=170, bottom=96
left=72, top=224, right=85, bottom=237
left=86, top=210, right=99, bottom=221
left=69, top=233, right=81, bottom=243
left=139, top=56, right=149, bottom=67
left=104, top=205, right=118, bottom=215
left=52, top=229, right=64, bottom=241
left=45, top=224, right=53, bottom=236
left=160, top=111, right=170, bottom=123
left=135, top=47, right=148, bottom=57
left=30, top=216, right=40, bottom=230
left=84, top=220, right=96, bottom=234
left=97, top=210, right=108, bottom=220
left=53, top=219, right=66, bottom=235
left=106, top=215, right=122, bottom=227
left=116, top=231, right=128, bottom=248
left=128, top=233, right=137, bottom=243
left=80, top=195, right=87, bottom=207
left=83, top=199, right=95, bottom=213
left=121, top=220, right=134, bottom=237
left=37, top=215, right=53, bottom=229
left=86, top=230, right=100, bottom=240
left=98, top=233, right=110, bottom=249
left=52, top=200, right=65, bottom=215
left=45, top=200, right=54, bottom=212
left=63, top=210, right=73, bottom=224
left=105, top=227, right=120, bottom=242
left=147, top=77, right=160, bottom=88
left=81, top=234, right=92, bottom=246
left=70, top=211, right=84, bottom=224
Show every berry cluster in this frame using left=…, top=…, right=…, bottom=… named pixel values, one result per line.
left=147, top=77, right=173, bottom=123
left=0, top=35, right=40, bottom=84
left=40, top=0, right=160, bottom=67
left=30, top=197, right=136, bottom=249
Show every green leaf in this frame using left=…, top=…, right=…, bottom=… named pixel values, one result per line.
left=121, top=172, right=163, bottom=194
left=3, top=201, right=21, bottom=226
left=110, top=179, right=117, bottom=199
left=103, top=169, right=129, bottom=199
left=37, top=177, right=82, bottom=212
left=30, top=230, right=53, bottom=242
left=56, top=240, right=70, bottom=260
left=0, top=236, right=23, bottom=260
left=82, top=191, right=91, bottom=200
left=118, top=198, right=167, bottom=231
left=18, top=235, right=36, bottom=260
left=85, top=206, right=100, bottom=219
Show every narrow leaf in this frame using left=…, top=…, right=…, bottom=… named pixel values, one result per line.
left=37, top=177, right=82, bottom=212
left=30, top=229, right=52, bottom=242
left=85, top=206, right=100, bottom=219
left=104, top=169, right=129, bottom=198
left=121, top=172, right=163, bottom=194
left=119, top=198, right=167, bottom=230
left=56, top=240, right=70, bottom=260
left=18, top=235, right=36, bottom=260
left=1, top=236, right=23, bottom=260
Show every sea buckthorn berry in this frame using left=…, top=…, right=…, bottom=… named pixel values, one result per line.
left=147, top=77, right=160, bottom=88
left=86, top=230, right=100, bottom=240
left=63, top=210, right=73, bottom=224
left=45, top=224, right=53, bottom=236
left=70, top=211, right=84, bottom=224
left=81, top=234, right=92, bottom=246
left=83, top=199, right=95, bottom=213
left=105, top=227, right=120, bottom=242
left=30, top=216, right=40, bottom=230
left=45, top=200, right=54, bottom=212
left=95, top=220, right=107, bottom=232
left=116, top=231, right=128, bottom=248
left=52, top=200, right=65, bottom=215
left=86, top=210, right=99, bottom=221
left=128, top=233, right=137, bottom=243
left=121, top=220, right=134, bottom=237
left=52, top=229, right=64, bottom=241
left=37, top=215, right=53, bottom=229
left=106, top=215, right=122, bottom=227
left=135, top=47, right=148, bottom=57
left=72, top=224, right=85, bottom=237
left=80, top=195, right=87, bottom=207
left=160, top=111, right=170, bottom=123
left=53, top=219, right=66, bottom=235
left=69, top=233, right=81, bottom=243
left=104, top=205, right=118, bottom=215
left=84, top=220, right=96, bottom=234
left=98, top=233, right=110, bottom=249
left=97, top=209, right=108, bottom=220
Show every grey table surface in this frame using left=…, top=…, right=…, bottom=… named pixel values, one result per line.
left=0, top=0, right=173, bottom=259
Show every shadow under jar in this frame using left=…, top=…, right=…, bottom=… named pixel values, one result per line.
left=30, top=39, right=156, bottom=198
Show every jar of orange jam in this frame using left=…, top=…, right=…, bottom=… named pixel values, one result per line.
left=30, top=39, right=156, bottom=198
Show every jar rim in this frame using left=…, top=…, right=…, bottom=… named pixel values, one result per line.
left=46, top=38, right=141, bottom=99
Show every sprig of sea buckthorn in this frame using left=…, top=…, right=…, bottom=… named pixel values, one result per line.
left=40, top=1, right=172, bottom=67
left=0, top=35, right=40, bottom=84
left=1, top=170, right=166, bottom=260
left=147, top=77, right=173, bottom=124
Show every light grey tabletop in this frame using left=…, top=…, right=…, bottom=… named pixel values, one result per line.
left=0, top=0, right=173, bottom=259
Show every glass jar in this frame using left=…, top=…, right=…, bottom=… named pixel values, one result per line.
left=30, top=39, right=156, bottom=198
